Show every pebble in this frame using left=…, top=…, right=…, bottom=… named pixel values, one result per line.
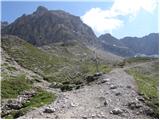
left=82, top=116, right=87, bottom=119
left=104, top=100, right=108, bottom=106
left=110, top=108, right=123, bottom=115
left=115, top=92, right=121, bottom=96
left=127, top=101, right=142, bottom=110
left=70, top=102, right=78, bottom=107
left=126, top=85, right=132, bottom=89
left=110, top=85, right=117, bottom=89
left=137, top=97, right=145, bottom=102
left=101, top=78, right=110, bottom=83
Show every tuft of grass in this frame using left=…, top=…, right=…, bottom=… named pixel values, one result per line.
left=1, top=74, right=32, bottom=99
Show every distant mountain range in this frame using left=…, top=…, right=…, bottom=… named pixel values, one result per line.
left=2, top=6, right=159, bottom=57
left=99, top=33, right=159, bottom=57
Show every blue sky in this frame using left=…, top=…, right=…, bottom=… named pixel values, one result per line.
left=1, top=0, right=159, bottom=38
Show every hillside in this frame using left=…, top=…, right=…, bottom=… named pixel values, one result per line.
left=98, top=33, right=159, bottom=57
left=1, top=35, right=114, bottom=118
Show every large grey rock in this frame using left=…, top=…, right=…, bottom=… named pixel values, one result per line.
left=7, top=101, right=22, bottom=110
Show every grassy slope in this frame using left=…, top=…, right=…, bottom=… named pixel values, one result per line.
left=126, top=60, right=159, bottom=118
left=2, top=36, right=111, bottom=84
left=1, top=74, right=32, bottom=99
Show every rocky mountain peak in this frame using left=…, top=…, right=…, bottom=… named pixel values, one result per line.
left=2, top=6, right=97, bottom=46
left=35, top=6, right=48, bottom=15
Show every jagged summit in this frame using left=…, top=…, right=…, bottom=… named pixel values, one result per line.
left=36, top=6, right=48, bottom=12
left=2, top=6, right=97, bottom=46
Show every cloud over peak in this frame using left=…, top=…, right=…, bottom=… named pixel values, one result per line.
left=81, top=0, right=158, bottom=36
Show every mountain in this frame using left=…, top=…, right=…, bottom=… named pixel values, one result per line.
left=98, top=33, right=159, bottom=57
left=121, top=33, right=159, bottom=56
left=98, top=33, right=134, bottom=57
left=2, top=6, right=97, bottom=46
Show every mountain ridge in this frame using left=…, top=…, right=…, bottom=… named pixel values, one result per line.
left=2, top=6, right=159, bottom=57
left=99, top=33, right=159, bottom=57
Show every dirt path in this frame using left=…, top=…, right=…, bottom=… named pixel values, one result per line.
left=19, top=65, right=152, bottom=119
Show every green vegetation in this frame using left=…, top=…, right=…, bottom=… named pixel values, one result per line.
left=125, top=56, right=157, bottom=64
left=2, top=36, right=111, bottom=85
left=126, top=61, right=159, bottom=118
left=4, top=89, right=56, bottom=119
left=1, top=74, right=32, bottom=99
left=23, top=89, right=56, bottom=108
left=115, top=56, right=158, bottom=68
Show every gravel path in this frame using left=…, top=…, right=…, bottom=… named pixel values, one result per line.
left=19, top=67, right=152, bottom=119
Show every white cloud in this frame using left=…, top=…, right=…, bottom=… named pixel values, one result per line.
left=81, top=0, right=158, bottom=35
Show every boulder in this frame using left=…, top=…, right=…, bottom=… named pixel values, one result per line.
left=7, top=102, right=22, bottom=110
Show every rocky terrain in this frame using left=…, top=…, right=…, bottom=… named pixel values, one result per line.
left=19, top=62, right=155, bottom=119
left=1, top=6, right=159, bottom=119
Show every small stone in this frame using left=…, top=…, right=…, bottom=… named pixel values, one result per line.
left=128, top=101, right=136, bottom=110
left=100, top=78, right=110, bottom=84
left=127, top=101, right=142, bottom=110
left=115, top=92, right=121, bottom=96
left=137, top=97, right=145, bottom=102
left=110, top=108, right=123, bottom=115
left=110, top=85, right=117, bottom=89
left=70, top=102, right=78, bottom=107
left=104, top=100, right=108, bottom=106
left=44, top=107, right=55, bottom=113
left=82, top=116, right=87, bottom=119
left=137, top=92, right=144, bottom=96
left=126, top=85, right=132, bottom=89
left=91, top=114, right=96, bottom=118
left=143, top=108, right=154, bottom=116
left=55, top=115, right=59, bottom=119
left=94, top=72, right=103, bottom=77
